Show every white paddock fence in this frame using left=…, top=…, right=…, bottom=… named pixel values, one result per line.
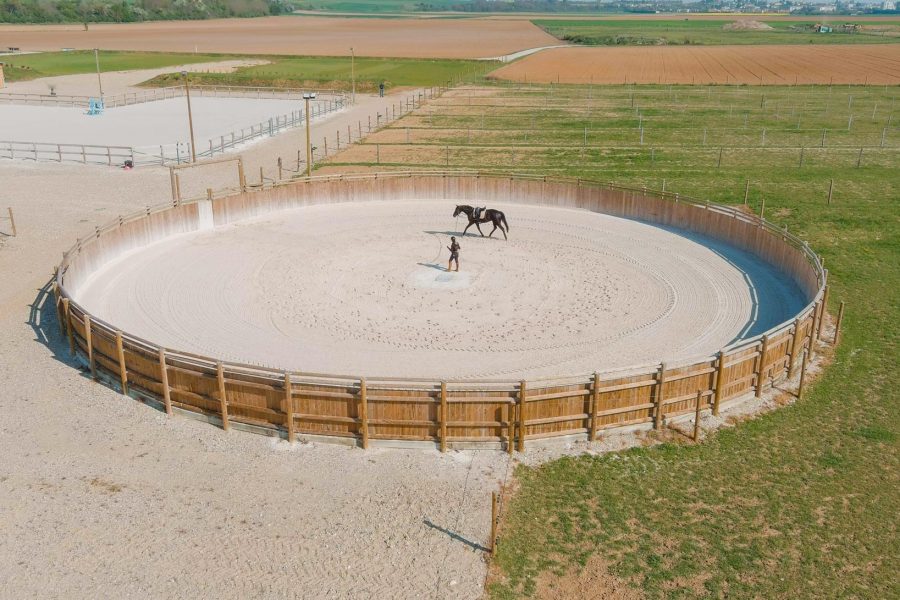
left=0, top=91, right=349, bottom=168
left=0, top=85, right=345, bottom=108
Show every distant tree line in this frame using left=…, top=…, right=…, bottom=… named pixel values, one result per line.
left=0, top=0, right=295, bottom=23
left=415, top=1, right=657, bottom=12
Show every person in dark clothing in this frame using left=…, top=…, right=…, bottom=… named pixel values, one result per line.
left=447, top=236, right=461, bottom=272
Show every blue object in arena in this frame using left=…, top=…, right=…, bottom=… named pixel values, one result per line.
left=86, top=98, right=104, bottom=115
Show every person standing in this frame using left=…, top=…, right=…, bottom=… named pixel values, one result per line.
left=447, top=236, right=461, bottom=272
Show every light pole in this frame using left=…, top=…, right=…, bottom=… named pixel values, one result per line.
left=93, top=48, right=103, bottom=99
left=303, top=92, right=317, bottom=177
left=182, top=71, right=197, bottom=162
left=350, top=47, right=355, bottom=105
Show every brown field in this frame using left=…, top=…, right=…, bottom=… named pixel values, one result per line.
left=489, top=44, right=900, bottom=85
left=0, top=16, right=558, bottom=59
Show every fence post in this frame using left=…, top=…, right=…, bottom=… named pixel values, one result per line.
left=817, top=284, right=830, bottom=342
left=277, top=157, right=283, bottom=181
left=6, top=207, right=15, bottom=237
left=789, top=317, right=804, bottom=374
left=517, top=380, right=527, bottom=452
left=654, top=363, right=666, bottom=429
left=590, top=372, right=600, bottom=441
left=440, top=381, right=448, bottom=453
left=84, top=314, right=96, bottom=380
left=834, top=301, right=846, bottom=346
left=797, top=349, right=809, bottom=400
left=827, top=178, right=834, bottom=205
left=159, top=348, right=172, bottom=415
left=62, top=298, right=74, bottom=355
left=490, top=491, right=499, bottom=557
left=216, top=361, right=230, bottom=431
left=713, top=351, right=726, bottom=415
left=359, top=378, right=369, bottom=449
left=693, top=390, right=703, bottom=442
left=115, top=330, right=128, bottom=395
left=755, top=334, right=770, bottom=398
left=743, top=179, right=750, bottom=205
left=284, top=371, right=295, bottom=443
left=106, top=147, right=111, bottom=166
left=238, top=159, right=246, bottom=192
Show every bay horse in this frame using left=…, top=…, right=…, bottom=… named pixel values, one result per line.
left=452, top=205, right=509, bottom=240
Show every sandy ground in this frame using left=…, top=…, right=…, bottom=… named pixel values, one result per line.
left=490, top=44, right=900, bottom=85
left=0, top=96, right=346, bottom=161
left=0, top=16, right=559, bottom=59
left=1, top=59, right=266, bottom=97
left=0, top=67, right=816, bottom=598
left=0, top=77, right=519, bottom=598
left=71, top=200, right=803, bottom=380
left=0, top=97, right=324, bottom=148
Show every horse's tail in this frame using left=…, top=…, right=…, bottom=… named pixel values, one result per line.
left=500, top=212, right=510, bottom=232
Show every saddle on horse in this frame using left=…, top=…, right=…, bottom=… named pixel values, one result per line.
left=473, top=206, right=486, bottom=220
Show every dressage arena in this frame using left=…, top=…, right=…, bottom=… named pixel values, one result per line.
left=55, top=173, right=826, bottom=449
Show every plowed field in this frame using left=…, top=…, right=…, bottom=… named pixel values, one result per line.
left=0, top=16, right=558, bottom=59
left=490, top=44, right=900, bottom=85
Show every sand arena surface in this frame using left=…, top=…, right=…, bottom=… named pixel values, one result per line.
left=0, top=16, right=559, bottom=59
left=73, top=200, right=804, bottom=380
left=0, top=97, right=316, bottom=148
left=490, top=44, right=900, bottom=85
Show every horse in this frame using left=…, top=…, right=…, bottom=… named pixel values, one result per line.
left=452, top=205, right=510, bottom=240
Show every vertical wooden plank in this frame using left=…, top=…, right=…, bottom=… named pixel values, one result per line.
left=755, top=334, right=770, bottom=398
left=84, top=314, right=96, bottom=380
left=115, top=330, right=128, bottom=395
left=517, top=380, right=527, bottom=452
left=159, top=348, right=172, bottom=415
left=590, top=372, right=600, bottom=441
left=797, top=349, right=810, bottom=400
left=789, top=316, right=803, bottom=374
left=216, top=361, right=230, bottom=431
left=654, top=362, right=666, bottom=429
left=62, top=298, right=74, bottom=356
left=439, top=381, right=448, bottom=453
left=359, top=378, right=369, bottom=449
left=284, top=371, right=295, bottom=443
left=817, top=284, right=830, bottom=341
left=505, top=400, right=514, bottom=455
left=712, top=351, right=726, bottom=415
left=693, top=390, right=702, bottom=442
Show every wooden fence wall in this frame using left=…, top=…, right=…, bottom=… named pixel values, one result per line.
left=55, top=172, right=826, bottom=450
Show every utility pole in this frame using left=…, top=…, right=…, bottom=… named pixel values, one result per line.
left=304, top=92, right=317, bottom=177
left=350, top=47, right=356, bottom=105
left=181, top=71, right=196, bottom=162
left=93, top=48, right=103, bottom=99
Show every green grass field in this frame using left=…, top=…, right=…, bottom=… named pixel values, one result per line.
left=0, top=50, right=494, bottom=92
left=142, top=55, right=496, bottom=91
left=535, top=18, right=900, bottom=45
left=0, top=50, right=227, bottom=83
left=327, top=83, right=900, bottom=598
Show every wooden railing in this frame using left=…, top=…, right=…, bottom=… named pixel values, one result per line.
left=54, top=172, right=827, bottom=451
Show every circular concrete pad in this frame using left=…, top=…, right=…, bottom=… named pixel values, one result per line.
left=74, top=200, right=804, bottom=379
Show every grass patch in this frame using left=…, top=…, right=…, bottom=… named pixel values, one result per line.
left=142, top=55, right=497, bottom=91
left=0, top=50, right=228, bottom=83
left=330, top=83, right=900, bottom=598
left=535, top=18, right=900, bottom=46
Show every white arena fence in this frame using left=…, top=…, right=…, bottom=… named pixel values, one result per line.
left=0, top=91, right=349, bottom=168
left=0, top=85, right=345, bottom=108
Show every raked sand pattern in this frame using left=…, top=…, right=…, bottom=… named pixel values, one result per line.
left=73, top=200, right=805, bottom=380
